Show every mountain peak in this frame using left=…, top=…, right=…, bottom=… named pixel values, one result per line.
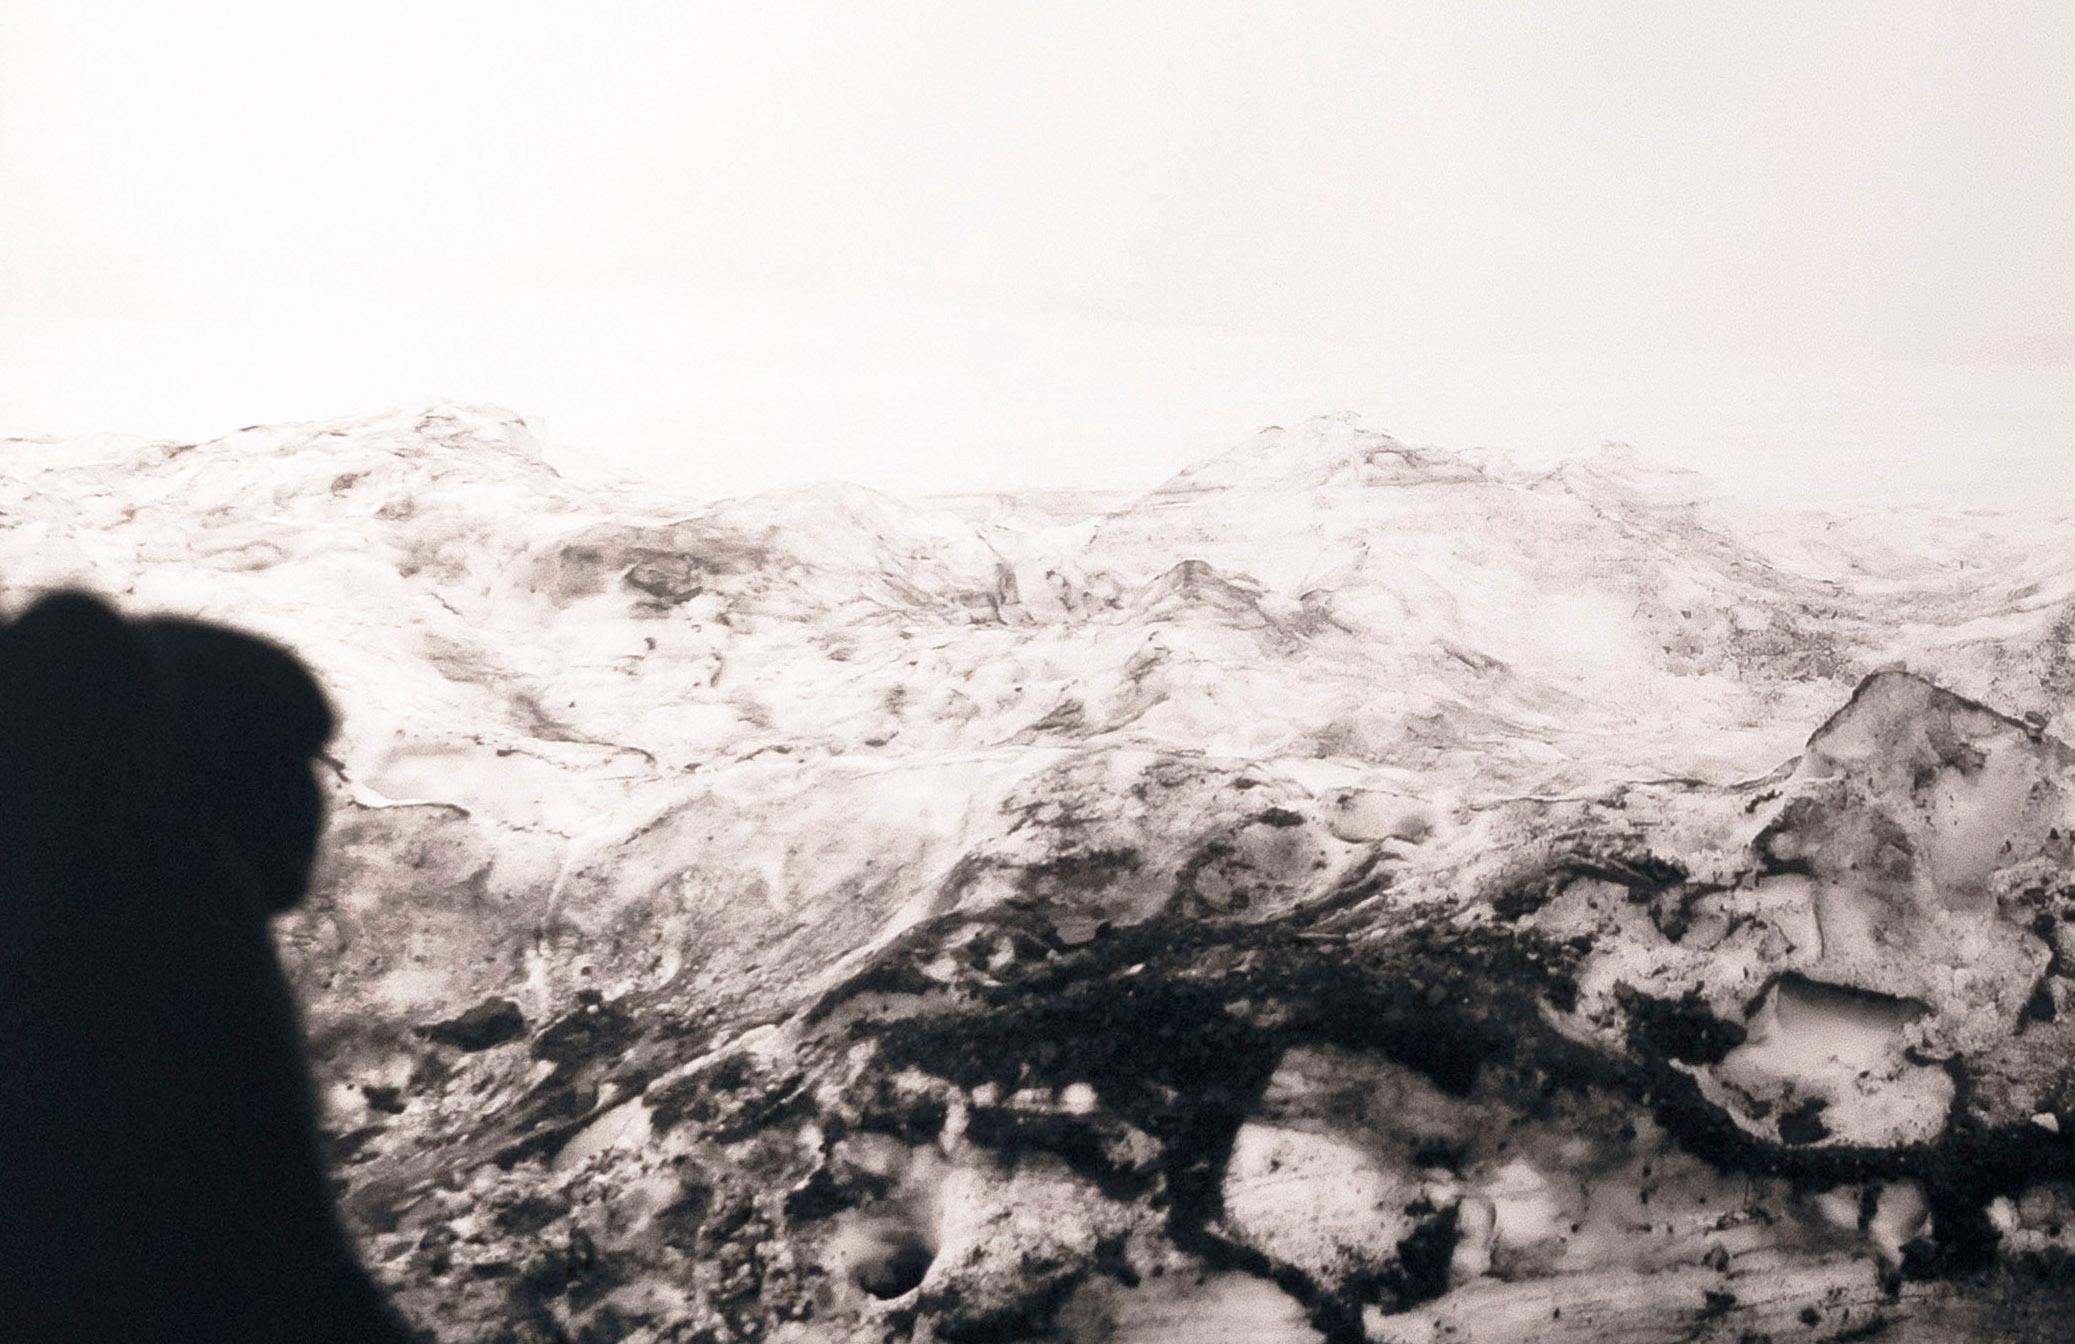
left=1530, top=439, right=1714, bottom=510
left=1150, top=415, right=1486, bottom=496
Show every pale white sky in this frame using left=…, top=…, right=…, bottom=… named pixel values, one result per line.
left=3, top=1, right=2071, bottom=501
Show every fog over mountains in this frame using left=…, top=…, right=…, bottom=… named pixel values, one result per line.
left=9, top=406, right=2075, bottom=1341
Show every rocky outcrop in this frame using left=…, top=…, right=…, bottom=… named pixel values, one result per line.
left=273, top=666, right=2075, bottom=1343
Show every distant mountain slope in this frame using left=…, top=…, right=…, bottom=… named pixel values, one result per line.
left=8, top=403, right=2068, bottom=806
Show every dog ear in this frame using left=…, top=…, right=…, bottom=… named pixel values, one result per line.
left=137, top=618, right=336, bottom=914
left=0, top=592, right=172, bottom=847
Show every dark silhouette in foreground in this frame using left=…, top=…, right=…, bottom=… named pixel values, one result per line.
left=0, top=592, right=415, bottom=1342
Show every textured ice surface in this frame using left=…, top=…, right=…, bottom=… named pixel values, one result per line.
left=11, top=406, right=2075, bottom=1340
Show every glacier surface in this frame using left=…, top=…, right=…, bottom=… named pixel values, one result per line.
left=9, top=406, right=2075, bottom=1341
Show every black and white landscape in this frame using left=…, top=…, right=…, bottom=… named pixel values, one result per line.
left=9, top=4, right=2075, bottom=1339
left=10, top=404, right=2075, bottom=1340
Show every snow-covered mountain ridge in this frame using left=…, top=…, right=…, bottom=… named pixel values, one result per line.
left=12, top=404, right=2072, bottom=800
left=9, top=404, right=2075, bottom=1341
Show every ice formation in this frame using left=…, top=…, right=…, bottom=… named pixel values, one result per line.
left=8, top=405, right=2075, bottom=1341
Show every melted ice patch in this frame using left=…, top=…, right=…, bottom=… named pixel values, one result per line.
left=1713, top=975, right=1952, bottom=1147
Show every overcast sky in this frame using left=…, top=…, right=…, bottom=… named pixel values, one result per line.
left=4, top=1, right=2071, bottom=501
